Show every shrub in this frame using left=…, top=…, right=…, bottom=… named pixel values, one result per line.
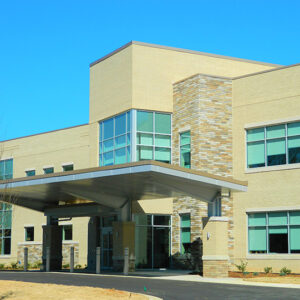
left=243, top=272, right=250, bottom=276
left=253, top=272, right=259, bottom=276
left=264, top=266, right=273, bottom=274
left=0, top=264, right=5, bottom=270
left=62, top=263, right=70, bottom=269
left=235, top=260, right=248, bottom=273
left=75, top=264, right=82, bottom=269
left=10, top=262, right=18, bottom=269
left=280, top=267, right=291, bottom=275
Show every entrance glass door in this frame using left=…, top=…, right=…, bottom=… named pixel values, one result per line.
left=101, top=227, right=113, bottom=269
left=135, top=214, right=171, bottom=269
left=100, top=215, right=117, bottom=269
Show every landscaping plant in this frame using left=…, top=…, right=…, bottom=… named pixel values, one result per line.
left=235, top=260, right=248, bottom=273
left=264, top=266, right=273, bottom=274
left=280, top=267, right=291, bottom=276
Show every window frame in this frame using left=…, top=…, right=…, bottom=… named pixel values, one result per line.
left=179, top=131, right=191, bottom=169
left=0, top=202, right=12, bottom=255
left=24, top=226, right=34, bottom=242
left=246, top=121, right=300, bottom=169
left=180, top=213, right=191, bottom=254
left=247, top=211, right=300, bottom=255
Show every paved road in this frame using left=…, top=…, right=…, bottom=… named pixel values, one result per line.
left=0, top=271, right=299, bottom=300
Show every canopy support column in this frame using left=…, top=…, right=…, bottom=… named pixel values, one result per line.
left=42, top=216, right=62, bottom=271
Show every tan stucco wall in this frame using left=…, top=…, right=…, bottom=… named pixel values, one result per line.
left=232, top=64, right=300, bottom=272
left=89, top=46, right=132, bottom=124
left=0, top=124, right=93, bottom=265
left=89, top=42, right=277, bottom=124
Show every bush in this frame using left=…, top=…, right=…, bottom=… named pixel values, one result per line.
left=0, top=264, right=5, bottom=270
left=10, top=262, right=18, bottom=269
left=264, top=266, right=273, bottom=274
left=75, top=264, right=82, bottom=269
left=235, top=260, right=248, bottom=273
left=280, top=267, right=291, bottom=276
left=62, top=263, right=70, bottom=269
left=243, top=272, right=250, bottom=276
left=253, top=272, right=259, bottom=276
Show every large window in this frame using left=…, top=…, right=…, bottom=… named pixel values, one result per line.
left=99, top=110, right=172, bottom=166
left=180, top=131, right=191, bottom=168
left=99, top=111, right=131, bottom=166
left=0, top=203, right=12, bottom=255
left=247, top=121, right=300, bottom=168
left=0, top=159, right=13, bottom=180
left=136, top=111, right=171, bottom=163
left=248, top=211, right=300, bottom=254
left=180, top=214, right=191, bottom=253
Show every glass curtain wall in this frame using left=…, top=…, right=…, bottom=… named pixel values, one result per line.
left=99, top=111, right=131, bottom=166
left=134, top=214, right=171, bottom=269
left=99, top=110, right=172, bottom=166
left=136, top=111, right=171, bottom=163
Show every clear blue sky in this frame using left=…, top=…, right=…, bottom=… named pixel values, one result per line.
left=1, top=0, right=299, bottom=141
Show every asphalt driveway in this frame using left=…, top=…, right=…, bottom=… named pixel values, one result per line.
left=0, top=271, right=299, bottom=300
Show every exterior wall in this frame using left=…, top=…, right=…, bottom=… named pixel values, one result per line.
left=171, top=73, right=233, bottom=272
left=17, top=241, right=79, bottom=266
left=232, top=64, right=300, bottom=273
left=172, top=73, right=233, bottom=177
left=90, top=42, right=277, bottom=124
left=0, top=124, right=93, bottom=265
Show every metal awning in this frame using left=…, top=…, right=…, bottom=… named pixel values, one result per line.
left=0, top=161, right=247, bottom=215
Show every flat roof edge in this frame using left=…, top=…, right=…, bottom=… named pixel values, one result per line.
left=0, top=123, right=89, bottom=143
left=89, top=41, right=282, bottom=68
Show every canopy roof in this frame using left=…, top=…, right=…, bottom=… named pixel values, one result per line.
left=0, top=161, right=247, bottom=216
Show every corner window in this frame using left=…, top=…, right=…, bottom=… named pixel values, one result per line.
left=180, top=214, right=191, bottom=253
left=180, top=131, right=191, bottom=168
left=25, top=227, right=34, bottom=241
left=0, top=203, right=12, bottom=255
left=0, top=159, right=13, bottom=180
left=246, top=121, right=300, bottom=168
left=62, top=164, right=73, bottom=172
left=62, top=225, right=72, bottom=241
left=25, top=170, right=35, bottom=177
left=99, top=110, right=172, bottom=166
left=248, top=211, right=300, bottom=254
left=99, top=111, right=131, bottom=166
left=43, top=167, right=54, bottom=174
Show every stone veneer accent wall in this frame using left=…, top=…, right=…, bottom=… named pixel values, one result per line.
left=171, top=73, right=234, bottom=272
left=17, top=241, right=79, bottom=266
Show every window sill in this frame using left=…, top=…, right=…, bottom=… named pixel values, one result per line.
left=247, top=254, right=300, bottom=260
left=0, top=255, right=11, bottom=258
left=245, top=163, right=300, bottom=174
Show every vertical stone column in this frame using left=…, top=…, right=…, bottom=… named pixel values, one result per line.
left=112, top=221, right=135, bottom=272
left=87, top=216, right=100, bottom=271
left=42, top=217, right=63, bottom=271
left=202, top=217, right=229, bottom=277
left=221, top=188, right=234, bottom=270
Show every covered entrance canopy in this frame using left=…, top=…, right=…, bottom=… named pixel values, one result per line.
left=0, top=161, right=247, bottom=216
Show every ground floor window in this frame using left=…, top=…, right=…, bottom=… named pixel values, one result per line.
left=25, top=226, right=34, bottom=241
left=0, top=203, right=12, bottom=255
left=180, top=214, right=191, bottom=253
left=248, top=211, right=300, bottom=254
left=134, top=214, right=171, bottom=269
left=62, top=225, right=72, bottom=241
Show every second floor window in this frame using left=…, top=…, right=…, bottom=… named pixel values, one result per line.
left=180, top=131, right=191, bottom=168
left=0, top=159, right=13, bottom=180
left=25, top=170, right=35, bottom=177
left=247, top=121, right=300, bottom=168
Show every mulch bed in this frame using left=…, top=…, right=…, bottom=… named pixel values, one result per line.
left=229, top=271, right=300, bottom=278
